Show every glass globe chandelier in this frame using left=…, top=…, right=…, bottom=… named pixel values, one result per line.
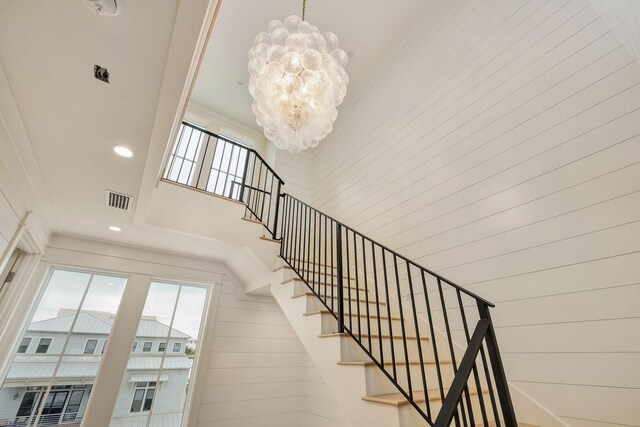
left=248, top=0, right=349, bottom=153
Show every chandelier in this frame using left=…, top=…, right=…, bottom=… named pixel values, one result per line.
left=248, top=0, right=349, bottom=153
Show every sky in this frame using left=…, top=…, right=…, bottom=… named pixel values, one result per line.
left=32, top=270, right=207, bottom=339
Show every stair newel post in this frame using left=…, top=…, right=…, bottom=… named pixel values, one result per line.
left=272, top=180, right=282, bottom=240
left=336, top=223, right=345, bottom=333
left=477, top=301, right=518, bottom=427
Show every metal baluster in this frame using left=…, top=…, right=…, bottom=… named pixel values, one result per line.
left=239, top=149, right=250, bottom=202
left=382, top=250, right=397, bottom=381
left=302, top=205, right=308, bottom=284
left=186, top=131, right=204, bottom=186
left=265, top=173, right=274, bottom=233
left=324, top=215, right=328, bottom=304
left=331, top=219, right=335, bottom=313
left=353, top=231, right=361, bottom=340
left=406, top=263, right=430, bottom=418
left=438, top=278, right=465, bottom=427
left=371, top=242, right=384, bottom=364
left=345, top=228, right=353, bottom=332
left=312, top=210, right=318, bottom=295
left=421, top=271, right=446, bottom=409
left=305, top=206, right=311, bottom=286
left=272, top=180, right=282, bottom=239
left=457, top=290, right=488, bottom=427
left=393, top=255, right=412, bottom=397
left=361, top=236, right=372, bottom=352
left=223, top=141, right=235, bottom=196
left=336, top=223, right=344, bottom=333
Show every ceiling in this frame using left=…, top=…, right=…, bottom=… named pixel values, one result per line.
left=0, top=0, right=235, bottom=260
left=191, top=0, right=433, bottom=129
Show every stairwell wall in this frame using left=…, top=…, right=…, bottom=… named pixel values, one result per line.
left=195, top=274, right=350, bottom=427
left=308, top=0, right=640, bottom=426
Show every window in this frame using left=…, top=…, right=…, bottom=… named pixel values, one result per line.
left=110, top=281, right=208, bottom=426
left=101, top=339, right=108, bottom=354
left=142, top=342, right=152, bottom=352
left=17, top=337, right=31, bottom=353
left=0, top=269, right=127, bottom=427
left=132, top=341, right=138, bottom=352
left=163, top=123, right=249, bottom=200
left=172, top=342, right=182, bottom=353
left=36, top=338, right=51, bottom=353
left=84, top=339, right=98, bottom=354
left=130, top=382, right=155, bottom=413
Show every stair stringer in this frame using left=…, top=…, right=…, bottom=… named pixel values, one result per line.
left=270, top=267, right=416, bottom=427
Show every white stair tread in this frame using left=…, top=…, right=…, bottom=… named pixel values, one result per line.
left=292, top=290, right=387, bottom=305
left=303, top=309, right=402, bottom=321
left=319, top=332, right=429, bottom=341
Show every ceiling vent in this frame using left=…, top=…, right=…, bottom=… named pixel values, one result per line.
left=105, top=190, right=132, bottom=211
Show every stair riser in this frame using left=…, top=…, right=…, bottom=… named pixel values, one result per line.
left=305, top=293, right=387, bottom=315
left=292, top=281, right=371, bottom=300
left=318, top=311, right=404, bottom=335
left=361, top=362, right=457, bottom=397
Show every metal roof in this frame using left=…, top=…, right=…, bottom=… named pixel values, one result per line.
left=5, top=356, right=191, bottom=382
left=27, top=312, right=190, bottom=338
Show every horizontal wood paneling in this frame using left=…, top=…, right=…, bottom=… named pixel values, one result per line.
left=308, top=0, right=640, bottom=424
left=196, top=276, right=350, bottom=427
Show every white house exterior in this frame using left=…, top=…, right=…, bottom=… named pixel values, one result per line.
left=0, top=311, right=191, bottom=427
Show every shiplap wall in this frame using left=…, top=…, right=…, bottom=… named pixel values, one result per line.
left=195, top=275, right=350, bottom=427
left=273, top=149, right=313, bottom=202
left=309, top=0, right=640, bottom=426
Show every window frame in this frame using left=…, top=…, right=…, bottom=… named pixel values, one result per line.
left=131, top=341, right=138, bottom=352
left=130, top=382, right=156, bottom=413
left=17, top=337, right=31, bottom=353
left=35, top=337, right=52, bottom=354
left=142, top=341, right=152, bottom=352
left=158, top=342, right=166, bottom=352
left=172, top=342, right=182, bottom=353
left=84, top=339, right=98, bottom=355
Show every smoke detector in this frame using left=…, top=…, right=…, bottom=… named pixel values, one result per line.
left=82, top=0, right=122, bottom=16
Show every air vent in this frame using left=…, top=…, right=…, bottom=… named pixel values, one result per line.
left=105, top=190, right=132, bottom=211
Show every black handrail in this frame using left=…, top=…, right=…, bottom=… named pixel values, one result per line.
left=165, top=123, right=517, bottom=426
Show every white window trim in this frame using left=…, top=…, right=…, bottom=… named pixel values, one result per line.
left=17, top=337, right=31, bottom=353
left=35, top=337, right=53, bottom=354
left=84, top=338, right=98, bottom=355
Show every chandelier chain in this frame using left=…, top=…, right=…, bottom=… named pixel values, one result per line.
left=302, top=0, right=306, bottom=21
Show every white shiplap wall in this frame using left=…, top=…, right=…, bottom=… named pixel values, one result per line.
left=195, top=275, right=350, bottom=427
left=308, top=0, right=640, bottom=426
left=273, top=149, right=313, bottom=203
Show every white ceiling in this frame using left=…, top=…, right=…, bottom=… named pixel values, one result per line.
left=191, top=0, right=432, bottom=129
left=0, top=0, right=235, bottom=260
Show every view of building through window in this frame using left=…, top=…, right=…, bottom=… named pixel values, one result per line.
left=0, top=272, right=208, bottom=427
left=0, top=269, right=127, bottom=427
left=108, top=281, right=208, bottom=427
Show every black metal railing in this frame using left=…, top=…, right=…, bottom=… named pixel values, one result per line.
left=278, top=194, right=517, bottom=427
left=164, top=123, right=517, bottom=426
left=163, top=122, right=284, bottom=238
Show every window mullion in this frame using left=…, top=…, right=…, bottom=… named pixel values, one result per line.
left=82, top=274, right=152, bottom=427
left=144, top=285, right=183, bottom=427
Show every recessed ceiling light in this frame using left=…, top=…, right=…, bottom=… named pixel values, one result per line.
left=113, top=146, right=134, bottom=158
left=347, top=51, right=355, bottom=58
left=237, top=79, right=245, bottom=86
left=109, top=226, right=122, bottom=232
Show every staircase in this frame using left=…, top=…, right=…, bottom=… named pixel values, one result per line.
left=163, top=122, right=522, bottom=427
